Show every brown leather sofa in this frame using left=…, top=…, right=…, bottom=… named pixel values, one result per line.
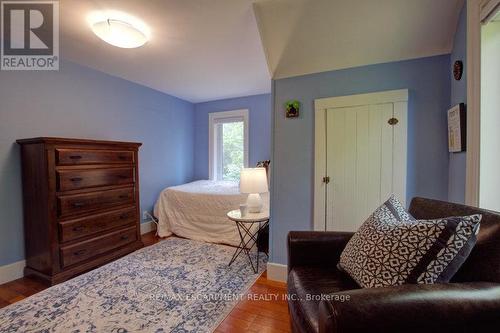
left=287, top=197, right=500, bottom=333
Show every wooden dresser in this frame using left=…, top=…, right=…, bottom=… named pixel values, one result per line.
left=16, top=137, right=143, bottom=285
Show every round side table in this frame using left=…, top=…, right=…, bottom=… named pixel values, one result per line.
left=227, top=209, right=269, bottom=273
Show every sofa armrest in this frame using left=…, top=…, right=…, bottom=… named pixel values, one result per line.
left=287, top=231, right=353, bottom=273
left=319, top=282, right=500, bottom=333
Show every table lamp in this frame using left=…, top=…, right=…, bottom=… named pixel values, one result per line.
left=240, top=167, right=268, bottom=213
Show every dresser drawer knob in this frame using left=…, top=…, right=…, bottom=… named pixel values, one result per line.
left=72, top=202, right=85, bottom=208
left=73, top=249, right=86, bottom=256
left=118, top=155, right=127, bottom=160
left=119, top=214, right=129, bottom=220
left=72, top=226, right=85, bottom=232
left=118, top=195, right=129, bottom=199
left=70, top=177, right=83, bottom=182
left=121, top=235, right=129, bottom=240
left=69, top=155, right=82, bottom=160
left=117, top=175, right=129, bottom=179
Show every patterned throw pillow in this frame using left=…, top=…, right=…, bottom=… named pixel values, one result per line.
left=338, top=195, right=481, bottom=288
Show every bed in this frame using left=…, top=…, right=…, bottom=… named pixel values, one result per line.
left=154, top=180, right=269, bottom=246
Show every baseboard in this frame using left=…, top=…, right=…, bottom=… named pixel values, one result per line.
left=266, top=262, right=287, bottom=282
left=140, top=220, right=157, bottom=235
left=0, top=259, right=25, bottom=284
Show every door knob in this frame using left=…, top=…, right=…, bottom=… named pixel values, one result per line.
left=388, top=118, right=399, bottom=125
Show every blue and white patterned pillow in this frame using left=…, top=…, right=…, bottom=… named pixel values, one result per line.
left=338, top=195, right=481, bottom=288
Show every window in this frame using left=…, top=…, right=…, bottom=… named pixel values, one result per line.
left=209, top=109, right=249, bottom=181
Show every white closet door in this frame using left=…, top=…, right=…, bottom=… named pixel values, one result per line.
left=325, top=103, right=395, bottom=231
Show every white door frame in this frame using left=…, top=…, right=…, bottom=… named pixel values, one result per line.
left=465, top=0, right=500, bottom=206
left=313, top=89, right=409, bottom=231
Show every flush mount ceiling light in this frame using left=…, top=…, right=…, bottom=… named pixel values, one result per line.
left=88, top=11, right=150, bottom=49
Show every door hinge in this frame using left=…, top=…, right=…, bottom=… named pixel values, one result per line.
left=322, top=176, right=330, bottom=184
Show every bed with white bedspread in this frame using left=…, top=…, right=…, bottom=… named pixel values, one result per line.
left=154, top=180, right=269, bottom=246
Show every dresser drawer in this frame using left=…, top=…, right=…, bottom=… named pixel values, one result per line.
left=56, top=149, right=134, bottom=165
left=60, top=226, right=137, bottom=268
left=58, top=187, right=135, bottom=217
left=59, top=207, right=137, bottom=243
left=57, top=168, right=134, bottom=191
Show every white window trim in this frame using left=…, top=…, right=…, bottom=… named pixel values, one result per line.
left=465, top=0, right=500, bottom=206
left=208, top=109, right=249, bottom=180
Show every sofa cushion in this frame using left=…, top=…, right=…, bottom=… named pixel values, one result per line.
left=287, top=267, right=359, bottom=333
left=339, top=196, right=481, bottom=288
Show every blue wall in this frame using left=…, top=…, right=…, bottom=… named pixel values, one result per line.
left=0, top=60, right=195, bottom=266
left=193, top=94, right=272, bottom=179
left=270, top=55, right=451, bottom=264
left=448, top=4, right=467, bottom=204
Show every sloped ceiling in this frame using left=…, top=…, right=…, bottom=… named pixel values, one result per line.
left=253, top=0, right=464, bottom=79
left=60, top=0, right=271, bottom=103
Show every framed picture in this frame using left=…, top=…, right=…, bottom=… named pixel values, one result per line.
left=447, top=103, right=466, bottom=153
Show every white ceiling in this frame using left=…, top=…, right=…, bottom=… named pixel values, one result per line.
left=60, top=0, right=271, bottom=103
left=60, top=0, right=465, bottom=102
left=253, top=0, right=465, bottom=79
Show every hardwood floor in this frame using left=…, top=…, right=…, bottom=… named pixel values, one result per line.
left=0, top=232, right=291, bottom=332
left=215, top=271, right=290, bottom=333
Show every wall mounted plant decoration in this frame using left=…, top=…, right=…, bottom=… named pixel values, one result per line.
left=285, top=100, right=300, bottom=118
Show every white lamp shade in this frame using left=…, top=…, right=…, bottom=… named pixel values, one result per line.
left=240, top=168, right=268, bottom=194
